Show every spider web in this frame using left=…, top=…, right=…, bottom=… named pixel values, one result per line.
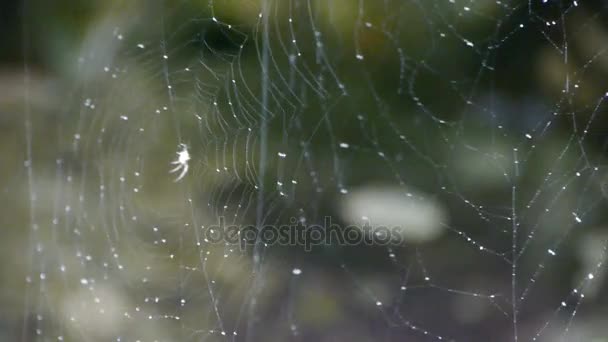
left=16, top=0, right=608, bottom=341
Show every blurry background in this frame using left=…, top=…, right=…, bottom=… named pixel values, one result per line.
left=2, top=0, right=608, bottom=341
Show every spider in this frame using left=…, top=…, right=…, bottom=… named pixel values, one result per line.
left=170, top=143, right=191, bottom=182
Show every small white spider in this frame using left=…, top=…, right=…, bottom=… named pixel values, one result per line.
left=170, top=143, right=191, bottom=182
